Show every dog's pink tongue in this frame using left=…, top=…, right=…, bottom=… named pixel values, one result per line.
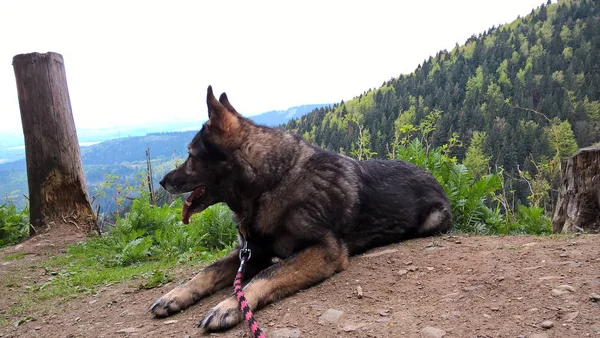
left=182, top=187, right=205, bottom=224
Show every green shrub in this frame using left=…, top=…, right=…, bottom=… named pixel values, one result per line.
left=395, top=138, right=503, bottom=234
left=0, top=203, right=29, bottom=247
left=513, top=205, right=552, bottom=235
left=85, top=192, right=237, bottom=267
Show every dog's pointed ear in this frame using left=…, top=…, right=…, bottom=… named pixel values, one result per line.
left=206, top=85, right=225, bottom=119
left=218, top=92, right=241, bottom=116
left=205, top=85, right=240, bottom=136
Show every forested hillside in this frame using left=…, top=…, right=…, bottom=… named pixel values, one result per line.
left=286, top=0, right=599, bottom=205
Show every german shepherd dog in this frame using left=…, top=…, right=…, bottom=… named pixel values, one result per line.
left=150, top=86, right=452, bottom=332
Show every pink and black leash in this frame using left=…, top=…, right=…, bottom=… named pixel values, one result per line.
left=236, top=227, right=266, bottom=338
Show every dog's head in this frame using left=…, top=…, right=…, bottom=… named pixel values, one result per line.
left=159, top=86, right=245, bottom=224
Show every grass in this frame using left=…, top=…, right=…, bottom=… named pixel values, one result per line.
left=0, top=247, right=230, bottom=327
left=2, top=252, right=26, bottom=261
left=0, top=193, right=237, bottom=327
left=30, top=244, right=231, bottom=301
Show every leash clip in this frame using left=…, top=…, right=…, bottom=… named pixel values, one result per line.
left=239, top=238, right=252, bottom=261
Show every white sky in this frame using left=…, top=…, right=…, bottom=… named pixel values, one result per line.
left=0, top=0, right=547, bottom=133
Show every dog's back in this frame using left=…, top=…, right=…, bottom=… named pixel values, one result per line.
left=343, top=159, right=452, bottom=254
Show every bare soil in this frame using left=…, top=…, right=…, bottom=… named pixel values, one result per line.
left=1, top=232, right=599, bottom=338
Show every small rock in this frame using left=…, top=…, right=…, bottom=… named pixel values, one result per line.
left=420, top=326, right=446, bottom=338
left=34, top=327, right=42, bottom=330
left=116, top=327, right=141, bottom=334
left=88, top=300, right=98, bottom=305
left=551, top=288, right=569, bottom=296
left=565, top=311, right=579, bottom=322
left=342, top=322, right=368, bottom=332
left=398, top=269, right=409, bottom=276
left=559, top=253, right=569, bottom=258
left=379, top=310, right=390, bottom=317
left=163, top=320, right=178, bottom=324
left=183, top=335, right=191, bottom=338
left=590, top=293, right=600, bottom=302
left=540, top=320, right=554, bottom=329
left=555, top=284, right=576, bottom=292
left=426, top=267, right=434, bottom=271
left=490, top=306, right=500, bottom=311
left=496, top=276, right=505, bottom=281
left=538, top=276, right=563, bottom=281
left=483, top=314, right=491, bottom=319
left=356, top=286, right=363, bottom=299
left=407, top=266, right=419, bottom=272
left=269, top=328, right=301, bottom=338
left=405, top=261, right=413, bottom=265
left=318, top=309, right=344, bottom=325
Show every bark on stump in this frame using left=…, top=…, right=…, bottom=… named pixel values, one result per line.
left=552, top=146, right=600, bottom=233
left=13, top=52, right=95, bottom=236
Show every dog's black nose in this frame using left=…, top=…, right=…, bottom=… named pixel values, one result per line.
left=159, top=177, right=166, bottom=189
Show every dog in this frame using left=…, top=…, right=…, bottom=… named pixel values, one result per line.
left=150, top=86, right=453, bottom=332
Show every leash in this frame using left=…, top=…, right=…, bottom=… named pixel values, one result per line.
left=236, top=221, right=265, bottom=338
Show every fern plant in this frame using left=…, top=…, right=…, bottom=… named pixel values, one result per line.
left=395, top=138, right=503, bottom=234
left=0, top=202, right=29, bottom=247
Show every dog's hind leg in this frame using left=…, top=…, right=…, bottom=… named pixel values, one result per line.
left=150, top=247, right=271, bottom=317
left=198, top=235, right=349, bottom=332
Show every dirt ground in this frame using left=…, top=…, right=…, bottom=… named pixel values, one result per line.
left=0, top=232, right=599, bottom=338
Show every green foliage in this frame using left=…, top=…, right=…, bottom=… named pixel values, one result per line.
left=97, top=193, right=236, bottom=267
left=513, top=205, right=552, bottom=235
left=137, top=270, right=174, bottom=290
left=463, top=132, right=490, bottom=179
left=389, top=109, right=552, bottom=235
left=0, top=202, right=29, bottom=247
left=14, top=192, right=236, bottom=304
left=394, top=138, right=503, bottom=234
left=547, top=118, right=579, bottom=160
left=287, top=0, right=600, bottom=210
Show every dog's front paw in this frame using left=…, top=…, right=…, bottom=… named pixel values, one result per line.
left=149, top=287, right=199, bottom=317
left=198, top=297, right=243, bottom=331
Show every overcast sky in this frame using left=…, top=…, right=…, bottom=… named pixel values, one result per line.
left=0, top=0, right=548, bottom=133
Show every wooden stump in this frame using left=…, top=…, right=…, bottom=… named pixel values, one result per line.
left=552, top=146, right=600, bottom=233
left=12, top=52, right=95, bottom=235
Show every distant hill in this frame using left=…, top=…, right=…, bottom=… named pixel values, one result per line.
left=0, top=104, right=329, bottom=165
left=250, top=104, right=329, bottom=126
left=286, top=0, right=600, bottom=204
left=0, top=103, right=329, bottom=208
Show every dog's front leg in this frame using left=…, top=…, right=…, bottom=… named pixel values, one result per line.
left=199, top=236, right=349, bottom=331
left=150, top=248, right=240, bottom=317
left=150, top=245, right=272, bottom=317
left=148, top=246, right=250, bottom=317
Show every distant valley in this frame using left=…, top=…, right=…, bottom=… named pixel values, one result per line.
left=0, top=103, right=330, bottom=209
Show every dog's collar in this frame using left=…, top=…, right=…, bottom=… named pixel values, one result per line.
left=237, top=218, right=249, bottom=240
left=237, top=218, right=251, bottom=261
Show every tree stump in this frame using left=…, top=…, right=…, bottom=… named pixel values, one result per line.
left=552, top=146, right=600, bottom=233
left=12, top=52, right=95, bottom=236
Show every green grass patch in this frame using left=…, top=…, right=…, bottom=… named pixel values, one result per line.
left=3, top=252, right=26, bottom=261
left=137, top=270, right=175, bottom=290
left=0, top=191, right=237, bottom=325
left=30, top=240, right=231, bottom=301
